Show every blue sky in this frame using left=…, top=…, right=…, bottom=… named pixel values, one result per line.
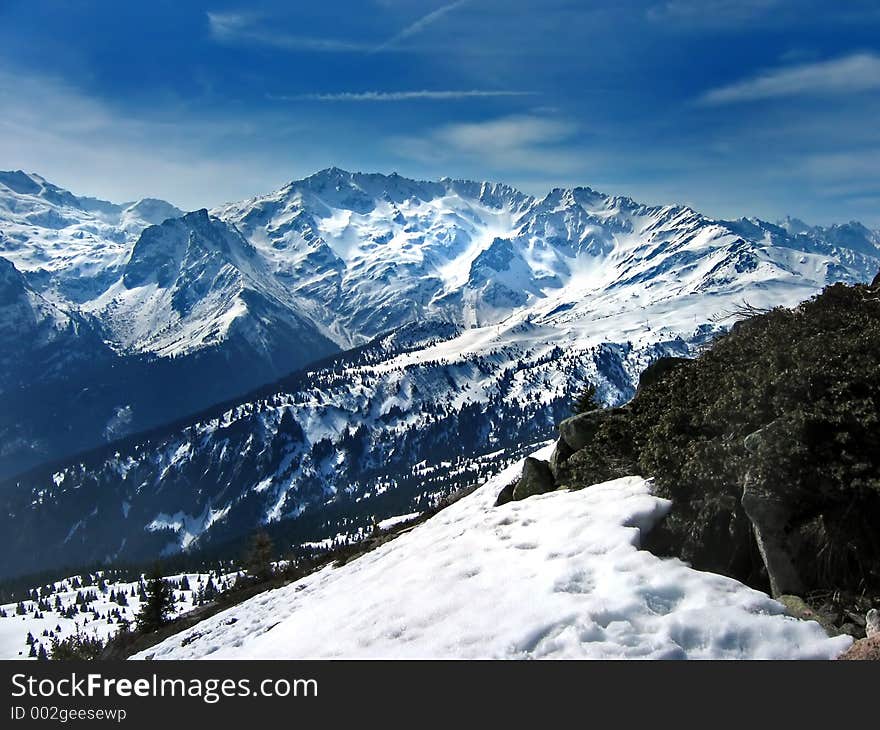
left=1, top=0, right=879, bottom=225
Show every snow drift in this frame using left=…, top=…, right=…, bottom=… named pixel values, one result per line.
left=134, top=445, right=851, bottom=660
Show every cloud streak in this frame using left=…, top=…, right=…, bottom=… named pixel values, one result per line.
left=395, top=114, right=583, bottom=174
left=208, top=3, right=469, bottom=55
left=648, top=0, right=782, bottom=26
left=207, top=11, right=372, bottom=52
left=0, top=68, right=305, bottom=210
left=271, top=89, right=533, bottom=102
left=374, top=1, right=468, bottom=52
left=700, top=52, right=880, bottom=104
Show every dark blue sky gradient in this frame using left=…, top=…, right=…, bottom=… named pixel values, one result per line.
left=1, top=1, right=878, bottom=225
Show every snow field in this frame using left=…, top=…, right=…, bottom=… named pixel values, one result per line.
left=134, top=446, right=851, bottom=660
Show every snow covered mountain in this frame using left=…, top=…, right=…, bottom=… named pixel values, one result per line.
left=0, top=170, right=181, bottom=304
left=0, top=173, right=337, bottom=477
left=1, top=167, right=879, bottom=578
left=212, top=168, right=880, bottom=348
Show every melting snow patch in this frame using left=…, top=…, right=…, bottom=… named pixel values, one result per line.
left=134, top=445, right=852, bottom=660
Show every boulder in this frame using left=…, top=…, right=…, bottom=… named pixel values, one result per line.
left=838, top=634, right=880, bottom=660
left=867, top=608, right=879, bottom=638
left=740, top=424, right=804, bottom=598
left=741, top=474, right=804, bottom=597
left=511, top=457, right=555, bottom=501
left=558, top=410, right=605, bottom=452
left=548, top=438, right=573, bottom=479
left=494, top=481, right=515, bottom=507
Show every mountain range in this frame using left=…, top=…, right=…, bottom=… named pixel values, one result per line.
left=1, top=167, right=878, bottom=578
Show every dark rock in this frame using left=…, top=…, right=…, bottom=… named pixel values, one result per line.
left=871, top=270, right=880, bottom=289
left=511, top=457, right=555, bottom=501
left=558, top=409, right=605, bottom=452
left=494, top=481, right=515, bottom=507
left=868, top=608, right=880, bottom=637
left=548, top=438, right=573, bottom=479
left=640, top=494, right=756, bottom=582
left=553, top=407, right=638, bottom=490
left=741, top=473, right=804, bottom=597
left=838, top=634, right=880, bottom=660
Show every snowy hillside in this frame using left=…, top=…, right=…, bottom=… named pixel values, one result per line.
left=2, top=167, right=879, bottom=576
left=0, top=567, right=242, bottom=660
left=133, top=446, right=851, bottom=660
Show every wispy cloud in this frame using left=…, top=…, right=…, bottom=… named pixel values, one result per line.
left=271, top=89, right=533, bottom=102
left=395, top=113, right=582, bottom=174
left=0, top=68, right=300, bottom=209
left=648, top=0, right=782, bottom=26
left=433, top=115, right=576, bottom=150
left=699, top=53, right=880, bottom=104
left=207, top=4, right=469, bottom=55
left=206, top=11, right=372, bottom=52
left=374, top=0, right=468, bottom=52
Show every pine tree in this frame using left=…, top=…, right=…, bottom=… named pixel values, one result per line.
left=49, top=629, right=104, bottom=660
left=571, top=380, right=601, bottom=414
left=245, top=531, right=274, bottom=582
left=135, top=566, right=175, bottom=634
left=204, top=576, right=217, bottom=600
left=37, top=644, right=48, bottom=661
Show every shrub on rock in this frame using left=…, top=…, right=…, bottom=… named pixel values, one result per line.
left=551, top=280, right=880, bottom=611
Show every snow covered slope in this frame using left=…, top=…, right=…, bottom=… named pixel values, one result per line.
left=134, top=446, right=851, bottom=660
left=0, top=567, right=243, bottom=660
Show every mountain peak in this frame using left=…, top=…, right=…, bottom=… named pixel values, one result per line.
left=0, top=170, right=80, bottom=208
left=182, top=207, right=211, bottom=224
left=300, top=166, right=354, bottom=185
left=0, top=170, right=43, bottom=196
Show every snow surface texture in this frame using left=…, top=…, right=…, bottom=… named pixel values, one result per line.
left=134, top=446, right=852, bottom=660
